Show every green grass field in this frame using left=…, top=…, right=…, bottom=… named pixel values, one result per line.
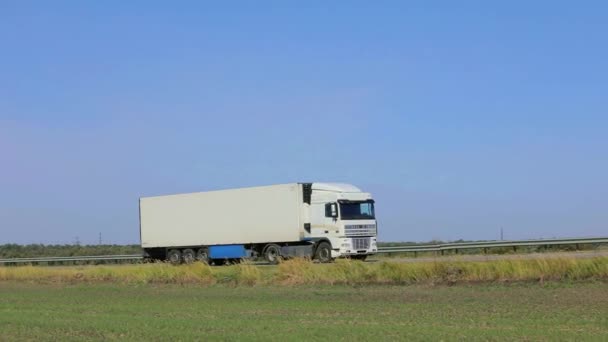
left=1, top=282, right=607, bottom=341
left=2, top=258, right=607, bottom=340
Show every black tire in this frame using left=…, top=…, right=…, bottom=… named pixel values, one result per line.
left=167, top=249, right=182, bottom=265
left=314, top=242, right=333, bottom=263
left=196, top=248, right=209, bottom=264
left=182, top=249, right=196, bottom=264
left=264, top=244, right=282, bottom=265
left=351, top=255, right=367, bottom=261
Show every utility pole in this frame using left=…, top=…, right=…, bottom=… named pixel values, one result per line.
left=500, top=227, right=504, bottom=241
left=75, top=236, right=80, bottom=246
left=99, top=232, right=102, bottom=245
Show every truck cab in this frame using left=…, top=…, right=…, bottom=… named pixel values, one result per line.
left=308, top=183, right=378, bottom=259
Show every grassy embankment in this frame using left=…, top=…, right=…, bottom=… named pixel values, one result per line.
left=1, top=256, right=607, bottom=286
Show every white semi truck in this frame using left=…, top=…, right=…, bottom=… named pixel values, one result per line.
left=139, top=183, right=378, bottom=264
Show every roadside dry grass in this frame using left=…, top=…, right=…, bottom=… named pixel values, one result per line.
left=1, top=256, right=607, bottom=286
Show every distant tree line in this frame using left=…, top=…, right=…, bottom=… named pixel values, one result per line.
left=0, top=244, right=141, bottom=259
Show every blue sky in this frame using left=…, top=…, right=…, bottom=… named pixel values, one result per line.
left=1, top=1, right=606, bottom=244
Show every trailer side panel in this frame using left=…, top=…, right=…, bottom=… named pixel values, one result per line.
left=140, top=183, right=303, bottom=248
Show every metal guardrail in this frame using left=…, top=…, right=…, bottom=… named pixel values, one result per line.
left=376, top=237, right=608, bottom=254
left=0, top=237, right=607, bottom=265
left=0, top=254, right=143, bottom=265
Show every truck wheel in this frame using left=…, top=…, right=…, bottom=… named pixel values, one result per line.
left=167, top=249, right=182, bottom=265
left=264, top=244, right=281, bottom=265
left=182, top=249, right=196, bottom=264
left=314, top=242, right=333, bottom=263
left=196, top=248, right=209, bottom=264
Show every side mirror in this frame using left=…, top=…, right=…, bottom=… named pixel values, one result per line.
left=331, top=203, right=338, bottom=217
left=325, top=203, right=338, bottom=218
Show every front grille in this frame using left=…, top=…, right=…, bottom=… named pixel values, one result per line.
left=344, top=224, right=377, bottom=237
left=352, top=237, right=370, bottom=250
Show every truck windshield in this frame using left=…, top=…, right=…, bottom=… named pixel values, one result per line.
left=339, top=201, right=375, bottom=220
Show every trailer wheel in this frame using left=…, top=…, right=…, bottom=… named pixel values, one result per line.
left=182, top=249, right=196, bottom=264
left=196, top=248, right=209, bottom=264
left=167, top=249, right=182, bottom=265
left=264, top=244, right=281, bottom=265
left=314, top=242, right=333, bottom=263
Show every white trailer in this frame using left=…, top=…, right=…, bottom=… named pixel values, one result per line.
left=139, top=183, right=378, bottom=264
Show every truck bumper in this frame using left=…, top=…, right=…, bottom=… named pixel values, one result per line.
left=332, top=250, right=377, bottom=258
left=331, top=237, right=378, bottom=258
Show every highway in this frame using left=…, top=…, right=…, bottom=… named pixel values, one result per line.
left=1, top=236, right=607, bottom=266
